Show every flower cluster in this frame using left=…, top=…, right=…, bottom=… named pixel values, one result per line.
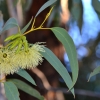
left=0, top=43, right=45, bottom=75
left=0, top=6, right=55, bottom=75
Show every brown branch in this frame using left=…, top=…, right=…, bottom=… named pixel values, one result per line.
left=48, top=87, right=100, bottom=98
left=0, top=74, right=6, bottom=100
left=60, top=0, right=70, bottom=24
left=32, top=68, right=65, bottom=100
left=32, top=68, right=51, bottom=89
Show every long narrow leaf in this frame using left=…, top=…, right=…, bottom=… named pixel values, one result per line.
left=0, top=18, right=19, bottom=34
left=10, top=79, right=44, bottom=100
left=88, top=66, right=100, bottom=81
left=50, top=27, right=78, bottom=89
left=35, top=0, right=57, bottom=17
left=4, top=81, right=20, bottom=100
left=16, top=69, right=36, bottom=86
left=40, top=47, right=75, bottom=97
left=4, top=18, right=18, bottom=27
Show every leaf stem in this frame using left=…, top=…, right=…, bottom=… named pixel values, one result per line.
left=31, top=17, right=36, bottom=29
left=23, top=7, right=54, bottom=36
left=23, top=28, right=51, bottom=36
left=39, top=6, right=54, bottom=28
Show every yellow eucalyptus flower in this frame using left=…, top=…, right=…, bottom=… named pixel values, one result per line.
left=0, top=48, right=19, bottom=75
left=13, top=42, right=45, bottom=69
left=0, top=42, right=45, bottom=75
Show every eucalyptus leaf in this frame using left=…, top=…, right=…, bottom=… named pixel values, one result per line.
left=92, top=0, right=100, bottom=13
left=72, top=0, right=81, bottom=3
left=0, top=18, right=19, bottom=34
left=88, top=66, right=100, bottom=81
left=71, top=5, right=81, bottom=22
left=10, top=79, right=44, bottom=100
left=16, top=69, right=36, bottom=86
left=50, top=27, right=78, bottom=89
left=21, top=17, right=33, bottom=34
left=35, top=0, right=57, bottom=17
left=4, top=18, right=18, bottom=26
left=40, top=47, right=75, bottom=97
left=4, top=81, right=20, bottom=100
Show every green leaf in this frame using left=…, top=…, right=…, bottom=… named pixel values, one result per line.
left=88, top=66, right=100, bottom=81
left=71, top=3, right=81, bottom=22
left=16, top=69, right=36, bottom=86
left=4, top=81, right=20, bottom=100
left=50, top=27, right=78, bottom=89
left=35, top=0, right=57, bottom=17
left=72, top=0, right=81, bottom=3
left=21, top=17, right=33, bottom=34
left=4, top=18, right=18, bottom=26
left=10, top=79, right=44, bottom=100
left=40, top=47, right=75, bottom=97
left=92, top=0, right=100, bottom=13
left=0, top=18, right=19, bottom=34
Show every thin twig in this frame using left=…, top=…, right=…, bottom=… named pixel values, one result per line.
left=48, top=87, right=100, bottom=98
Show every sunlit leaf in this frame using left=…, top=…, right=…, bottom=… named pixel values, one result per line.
left=40, top=47, right=75, bottom=97
left=88, top=66, right=100, bottom=81
left=21, top=17, right=33, bottom=34
left=35, top=0, right=57, bottom=17
left=4, top=81, right=20, bottom=100
left=16, top=69, right=36, bottom=86
left=50, top=27, right=78, bottom=89
left=0, top=18, right=19, bottom=34
left=10, top=79, right=44, bottom=100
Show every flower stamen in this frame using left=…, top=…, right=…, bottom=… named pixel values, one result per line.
left=3, top=53, right=7, bottom=58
